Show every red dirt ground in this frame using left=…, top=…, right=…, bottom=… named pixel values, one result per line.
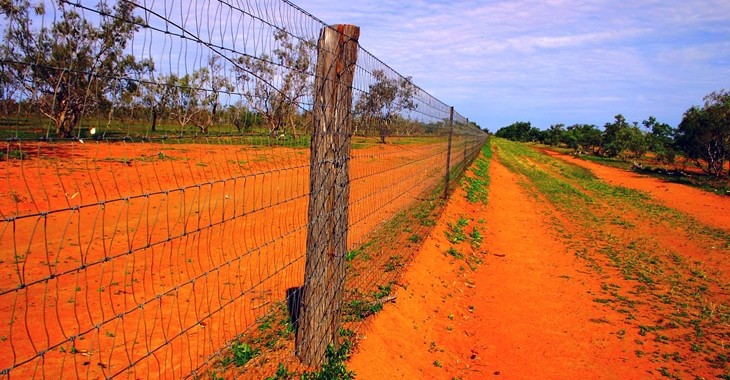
left=0, top=137, right=465, bottom=379
left=544, top=150, right=730, bottom=232
left=348, top=148, right=730, bottom=379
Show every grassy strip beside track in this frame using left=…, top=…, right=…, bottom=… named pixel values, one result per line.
left=494, top=138, right=730, bottom=378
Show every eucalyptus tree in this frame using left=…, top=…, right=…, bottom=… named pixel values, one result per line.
left=1, top=0, right=141, bottom=137
left=236, top=29, right=314, bottom=137
left=676, top=90, right=730, bottom=177
left=354, top=69, right=417, bottom=143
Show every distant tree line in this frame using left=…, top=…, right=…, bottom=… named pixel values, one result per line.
left=495, top=90, right=730, bottom=178
left=0, top=0, right=456, bottom=142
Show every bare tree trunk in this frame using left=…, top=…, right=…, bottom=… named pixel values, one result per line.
left=151, top=106, right=158, bottom=132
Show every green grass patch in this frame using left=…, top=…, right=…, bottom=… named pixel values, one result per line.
left=493, top=137, right=730, bottom=375
left=463, top=139, right=492, bottom=204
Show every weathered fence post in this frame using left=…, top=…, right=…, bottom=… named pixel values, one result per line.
left=464, top=117, right=469, bottom=166
left=296, top=24, right=360, bottom=366
left=443, top=106, right=454, bottom=199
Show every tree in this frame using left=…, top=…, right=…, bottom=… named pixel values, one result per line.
left=236, top=29, right=313, bottom=137
left=136, top=61, right=173, bottom=133
left=565, top=124, right=602, bottom=154
left=494, top=121, right=538, bottom=142
left=164, top=57, right=233, bottom=135
left=675, top=90, right=730, bottom=177
left=1, top=0, right=141, bottom=137
left=602, top=114, right=631, bottom=158
left=622, top=124, right=648, bottom=160
left=545, top=124, right=565, bottom=146
left=644, top=116, right=677, bottom=166
left=354, top=69, right=416, bottom=143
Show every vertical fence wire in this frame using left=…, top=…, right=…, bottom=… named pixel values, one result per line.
left=0, top=0, right=487, bottom=378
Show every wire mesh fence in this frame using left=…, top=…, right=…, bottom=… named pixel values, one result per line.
left=0, top=0, right=486, bottom=378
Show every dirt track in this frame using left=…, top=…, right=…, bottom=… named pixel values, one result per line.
left=348, top=140, right=730, bottom=379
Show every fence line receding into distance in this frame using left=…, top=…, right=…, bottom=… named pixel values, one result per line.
left=0, top=0, right=487, bottom=378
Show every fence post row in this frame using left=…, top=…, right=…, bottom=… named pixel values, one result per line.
left=444, top=106, right=455, bottom=199
left=296, top=24, right=360, bottom=366
left=464, top=117, right=469, bottom=164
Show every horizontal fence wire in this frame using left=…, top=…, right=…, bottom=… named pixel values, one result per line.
left=0, top=0, right=487, bottom=378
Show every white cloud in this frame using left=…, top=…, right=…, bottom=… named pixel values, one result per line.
left=298, top=0, right=730, bottom=128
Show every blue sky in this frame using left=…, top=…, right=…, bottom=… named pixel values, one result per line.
left=299, top=0, right=730, bottom=131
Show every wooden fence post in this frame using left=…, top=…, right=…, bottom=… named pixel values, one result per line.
left=296, top=24, right=360, bottom=366
left=464, top=117, right=469, bottom=165
left=444, top=106, right=454, bottom=199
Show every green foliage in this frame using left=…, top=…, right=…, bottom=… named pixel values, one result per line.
left=565, top=124, right=603, bottom=154
left=544, top=124, right=565, bottom=147
left=235, top=29, right=314, bottom=137
left=346, top=249, right=361, bottom=261
left=644, top=116, right=677, bottom=165
left=345, top=283, right=393, bottom=321
left=300, top=342, right=355, bottom=380
left=1, top=0, right=142, bottom=137
left=447, top=247, right=463, bottom=259
left=230, top=342, right=259, bottom=367
left=0, top=149, right=28, bottom=161
left=373, top=283, right=393, bottom=300
left=676, top=90, right=730, bottom=177
left=354, top=69, right=417, bottom=143
left=601, top=114, right=648, bottom=160
left=264, top=364, right=296, bottom=380
left=469, top=227, right=483, bottom=248
left=445, top=217, right=469, bottom=244
left=384, top=255, right=404, bottom=272
left=493, top=137, right=730, bottom=374
left=495, top=121, right=541, bottom=142
left=464, top=141, right=491, bottom=204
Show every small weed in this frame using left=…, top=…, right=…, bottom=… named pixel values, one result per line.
left=593, top=298, right=614, bottom=304
left=346, top=249, right=361, bottom=261
left=344, top=299, right=382, bottom=321
left=464, top=143, right=491, bottom=204
left=469, top=227, right=483, bottom=248
left=374, top=283, right=393, bottom=300
left=300, top=342, right=355, bottom=380
left=447, top=247, right=463, bottom=259
left=264, top=363, right=296, bottom=380
left=445, top=217, right=469, bottom=244
left=428, top=341, right=438, bottom=353
left=231, top=341, right=258, bottom=366
left=408, top=234, right=422, bottom=243
left=384, top=255, right=404, bottom=272
left=657, top=366, right=681, bottom=379
left=433, top=360, right=442, bottom=368
left=1, top=149, right=28, bottom=161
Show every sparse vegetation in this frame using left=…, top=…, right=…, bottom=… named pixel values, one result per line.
left=494, top=137, right=730, bottom=376
left=300, top=342, right=355, bottom=380
left=445, top=216, right=469, bottom=244
left=463, top=141, right=492, bottom=204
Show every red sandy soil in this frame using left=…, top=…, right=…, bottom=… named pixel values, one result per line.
left=348, top=148, right=730, bottom=379
left=543, top=150, right=730, bottom=232
left=0, top=138, right=464, bottom=379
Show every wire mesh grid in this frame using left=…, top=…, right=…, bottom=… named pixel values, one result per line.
left=0, top=0, right=486, bottom=378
